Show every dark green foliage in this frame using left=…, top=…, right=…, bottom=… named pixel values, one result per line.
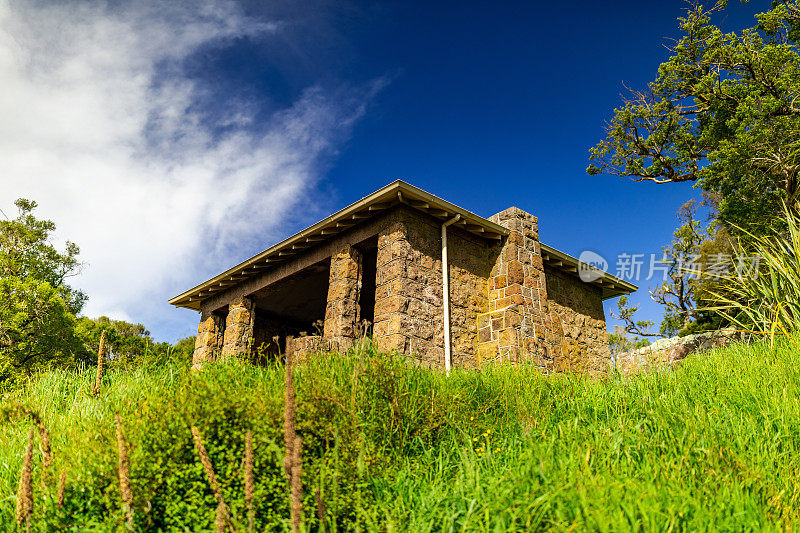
left=0, top=199, right=192, bottom=391
left=0, top=277, right=90, bottom=391
left=75, top=316, right=194, bottom=367
left=170, top=336, right=196, bottom=365
left=0, top=199, right=85, bottom=313
left=0, top=199, right=89, bottom=389
left=588, top=1, right=800, bottom=234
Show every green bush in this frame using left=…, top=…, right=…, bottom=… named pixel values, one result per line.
left=706, top=203, right=800, bottom=338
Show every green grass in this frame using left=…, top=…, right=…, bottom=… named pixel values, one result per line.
left=2, top=337, right=800, bottom=531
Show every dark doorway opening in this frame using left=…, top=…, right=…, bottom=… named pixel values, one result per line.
left=358, top=238, right=378, bottom=335
left=213, top=306, right=228, bottom=344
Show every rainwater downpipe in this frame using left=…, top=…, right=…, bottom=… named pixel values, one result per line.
left=441, top=214, right=461, bottom=374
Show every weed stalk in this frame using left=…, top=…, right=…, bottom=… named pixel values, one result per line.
left=191, top=426, right=235, bottom=533
left=116, top=414, right=133, bottom=530
left=56, top=469, right=66, bottom=511
left=283, top=350, right=303, bottom=531
left=245, top=430, right=254, bottom=533
left=92, top=330, right=107, bottom=397
left=15, top=427, right=35, bottom=532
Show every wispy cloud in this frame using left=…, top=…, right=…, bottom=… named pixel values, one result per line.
left=0, top=0, right=382, bottom=339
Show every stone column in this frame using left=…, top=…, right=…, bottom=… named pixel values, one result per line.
left=193, top=311, right=224, bottom=369
left=323, top=245, right=362, bottom=350
left=221, top=296, right=255, bottom=358
left=478, top=207, right=561, bottom=366
left=373, top=220, right=412, bottom=355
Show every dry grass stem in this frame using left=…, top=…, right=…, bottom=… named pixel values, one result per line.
left=215, top=500, right=227, bottom=533
left=13, top=404, right=51, bottom=487
left=15, top=427, right=35, bottom=532
left=315, top=487, right=326, bottom=531
left=191, top=426, right=234, bottom=533
left=290, top=436, right=303, bottom=533
left=245, top=430, right=255, bottom=533
left=39, top=425, right=52, bottom=474
left=92, top=330, right=107, bottom=397
left=56, top=469, right=66, bottom=511
left=283, top=351, right=303, bottom=531
left=283, top=351, right=296, bottom=481
left=116, top=414, right=133, bottom=530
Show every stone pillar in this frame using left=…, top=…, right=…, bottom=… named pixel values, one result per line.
left=323, top=245, right=362, bottom=349
left=478, top=207, right=560, bottom=366
left=221, top=296, right=254, bottom=358
left=373, top=220, right=413, bottom=355
left=193, top=311, right=224, bottom=369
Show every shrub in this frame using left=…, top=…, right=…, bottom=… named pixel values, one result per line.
left=705, top=203, right=800, bottom=338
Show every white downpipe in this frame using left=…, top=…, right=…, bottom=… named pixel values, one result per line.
left=442, top=214, right=461, bottom=374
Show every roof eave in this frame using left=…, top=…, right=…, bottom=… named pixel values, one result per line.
left=169, top=180, right=508, bottom=310
left=169, top=181, right=638, bottom=311
left=539, top=243, right=638, bottom=300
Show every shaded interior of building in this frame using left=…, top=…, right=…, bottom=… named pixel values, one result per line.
left=227, top=237, right=378, bottom=361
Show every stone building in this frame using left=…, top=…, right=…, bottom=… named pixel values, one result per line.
left=170, top=181, right=636, bottom=372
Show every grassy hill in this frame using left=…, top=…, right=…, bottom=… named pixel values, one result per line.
left=1, top=337, right=799, bottom=531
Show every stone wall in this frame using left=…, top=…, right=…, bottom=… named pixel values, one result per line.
left=373, top=207, right=494, bottom=367
left=191, top=203, right=616, bottom=373
left=544, top=268, right=610, bottom=373
left=251, top=312, right=301, bottom=361
left=193, top=296, right=258, bottom=365
left=286, top=335, right=326, bottom=359
left=615, top=329, right=738, bottom=374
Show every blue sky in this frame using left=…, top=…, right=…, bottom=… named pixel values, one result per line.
left=1, top=0, right=767, bottom=342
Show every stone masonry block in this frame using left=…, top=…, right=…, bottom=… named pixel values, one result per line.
left=222, top=297, right=254, bottom=358
left=374, top=294, right=410, bottom=317
left=377, top=333, right=408, bottom=353
left=324, top=245, right=362, bottom=341
left=194, top=310, right=225, bottom=367
left=507, top=261, right=524, bottom=285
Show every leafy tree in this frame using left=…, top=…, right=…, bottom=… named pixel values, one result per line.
left=171, top=336, right=196, bottom=365
left=76, top=317, right=196, bottom=366
left=616, top=198, right=737, bottom=337
left=608, top=325, right=650, bottom=357
left=650, top=200, right=706, bottom=333
left=588, top=0, right=800, bottom=233
left=611, top=295, right=660, bottom=339
left=76, top=317, right=162, bottom=360
left=0, top=200, right=89, bottom=389
left=0, top=199, right=197, bottom=389
left=1, top=199, right=85, bottom=311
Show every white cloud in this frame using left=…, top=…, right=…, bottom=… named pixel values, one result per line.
left=0, top=0, right=380, bottom=339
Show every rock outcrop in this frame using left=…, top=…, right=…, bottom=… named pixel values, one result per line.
left=614, top=329, right=739, bottom=374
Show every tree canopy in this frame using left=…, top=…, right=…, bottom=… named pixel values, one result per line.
left=588, top=0, right=800, bottom=232
left=0, top=200, right=89, bottom=387
left=0, top=199, right=193, bottom=390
